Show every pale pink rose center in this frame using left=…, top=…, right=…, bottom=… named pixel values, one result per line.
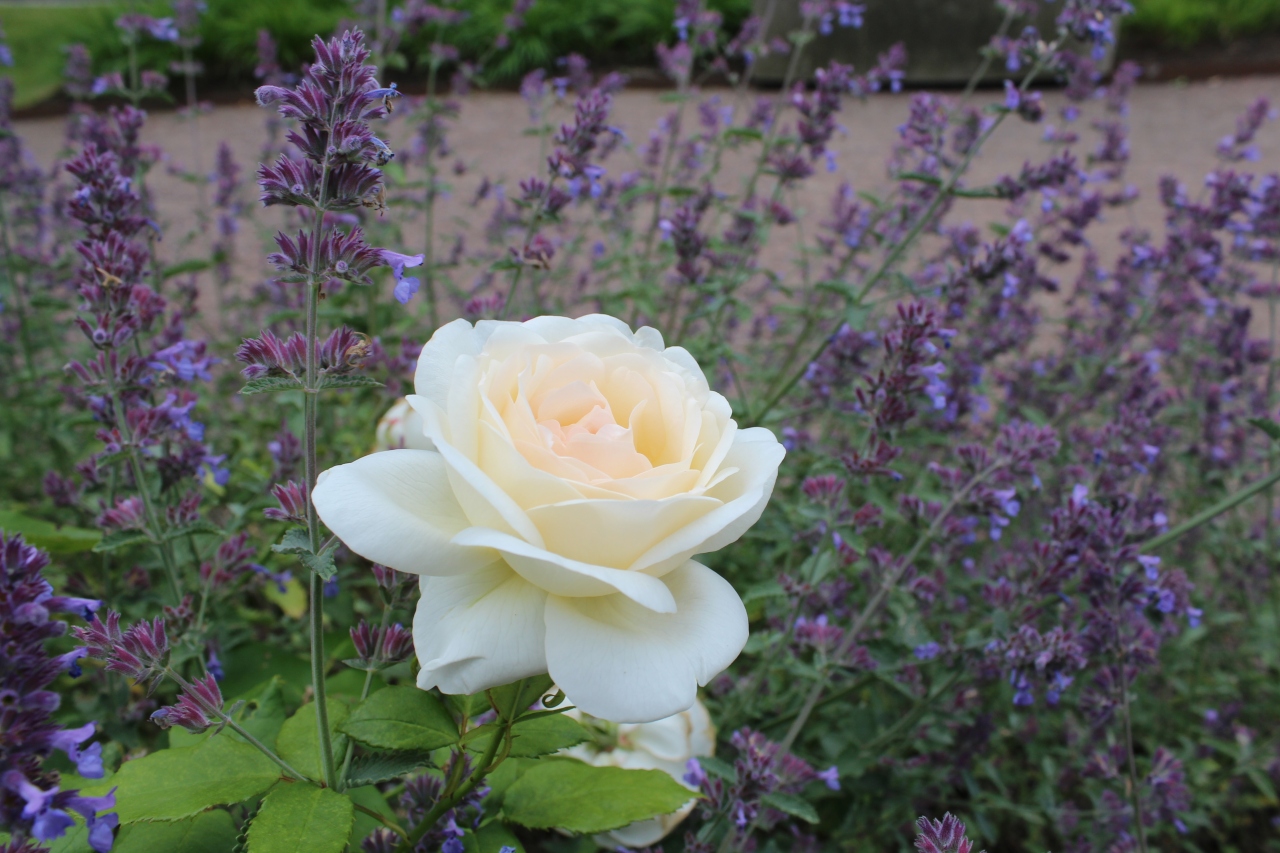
left=530, top=379, right=653, bottom=479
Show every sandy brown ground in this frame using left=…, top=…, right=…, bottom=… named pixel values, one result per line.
left=11, top=75, right=1280, bottom=332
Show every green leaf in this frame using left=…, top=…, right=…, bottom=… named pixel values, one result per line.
left=694, top=755, right=738, bottom=782
left=318, top=374, right=384, bottom=390
left=271, top=529, right=338, bottom=580
left=162, top=258, right=214, bottom=279
left=502, top=759, right=695, bottom=834
left=302, top=544, right=339, bottom=580
left=162, top=520, right=224, bottom=541
left=487, top=675, right=554, bottom=722
left=760, top=791, right=820, bottom=824
left=278, top=699, right=351, bottom=782
left=340, top=686, right=458, bottom=751
left=91, top=529, right=153, bottom=553
left=464, top=713, right=589, bottom=758
left=344, top=750, right=434, bottom=788
left=240, top=376, right=304, bottom=395
left=347, top=785, right=397, bottom=847
left=1249, top=417, right=1280, bottom=442
left=463, top=822, right=525, bottom=853
left=83, top=736, right=281, bottom=823
left=0, top=509, right=100, bottom=554
left=46, top=825, right=90, bottom=853
left=272, top=528, right=312, bottom=556
left=114, top=809, right=238, bottom=852
left=246, top=783, right=354, bottom=853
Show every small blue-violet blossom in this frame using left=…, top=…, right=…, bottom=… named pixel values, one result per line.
left=382, top=249, right=426, bottom=304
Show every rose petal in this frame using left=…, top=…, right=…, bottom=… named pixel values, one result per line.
left=414, top=562, right=549, bottom=695
left=451, top=527, right=677, bottom=613
left=544, top=560, right=748, bottom=722
left=312, top=449, right=493, bottom=576
left=629, top=427, right=784, bottom=575
left=408, top=403, right=547, bottom=548
left=413, top=318, right=483, bottom=414
left=526, top=495, right=720, bottom=572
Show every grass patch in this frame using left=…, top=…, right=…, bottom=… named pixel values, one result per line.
left=1128, top=0, right=1280, bottom=45
left=2, top=0, right=1275, bottom=112
left=0, top=4, right=121, bottom=108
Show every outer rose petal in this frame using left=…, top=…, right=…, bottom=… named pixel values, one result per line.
left=451, top=527, right=677, bottom=613
left=312, top=449, right=493, bottom=576
left=413, top=318, right=484, bottom=413
left=414, top=562, right=549, bottom=695
left=544, top=561, right=748, bottom=723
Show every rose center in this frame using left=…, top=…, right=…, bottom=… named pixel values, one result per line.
left=530, top=380, right=653, bottom=480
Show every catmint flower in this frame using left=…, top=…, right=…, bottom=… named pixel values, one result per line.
left=347, top=621, right=415, bottom=670
left=382, top=249, right=426, bottom=304
left=914, top=642, right=941, bottom=661
left=76, top=613, right=169, bottom=687
left=371, top=564, right=404, bottom=591
left=265, top=480, right=308, bottom=523
left=150, top=674, right=223, bottom=733
left=913, top=812, right=981, bottom=853
left=0, top=534, right=111, bottom=848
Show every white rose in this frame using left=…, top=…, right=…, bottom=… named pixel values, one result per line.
left=313, top=314, right=784, bottom=722
left=373, top=398, right=433, bottom=452
left=563, top=697, right=715, bottom=848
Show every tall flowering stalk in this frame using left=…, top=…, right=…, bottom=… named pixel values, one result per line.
left=252, top=29, right=411, bottom=790
left=60, top=106, right=227, bottom=602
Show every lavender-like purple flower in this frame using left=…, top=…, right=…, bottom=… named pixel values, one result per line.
left=914, top=813, right=982, bottom=853
left=0, top=533, right=113, bottom=850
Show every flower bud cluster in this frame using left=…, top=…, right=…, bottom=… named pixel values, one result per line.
left=346, top=621, right=414, bottom=670
left=149, top=674, right=224, bottom=734
left=236, top=326, right=372, bottom=381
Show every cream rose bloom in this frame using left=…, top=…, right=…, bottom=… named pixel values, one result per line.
left=563, top=697, right=714, bottom=848
left=372, top=398, right=432, bottom=452
left=312, top=314, right=784, bottom=722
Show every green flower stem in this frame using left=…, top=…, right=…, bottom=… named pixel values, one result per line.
left=107, top=382, right=183, bottom=602
left=500, top=177, right=558, bottom=319
left=726, top=463, right=1003, bottom=853
left=337, top=604, right=392, bottom=791
left=391, top=717, right=511, bottom=853
left=750, top=39, right=1063, bottom=426
left=167, top=669, right=311, bottom=782
left=304, top=149, right=339, bottom=790
left=1115, top=611, right=1150, bottom=853
left=1140, top=466, right=1280, bottom=553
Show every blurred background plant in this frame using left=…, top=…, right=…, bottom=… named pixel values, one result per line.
left=1, top=0, right=1278, bottom=108
left=1, top=0, right=1280, bottom=851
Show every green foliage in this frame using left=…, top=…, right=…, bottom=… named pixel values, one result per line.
left=0, top=4, right=120, bottom=107
left=0, top=508, right=99, bottom=553
left=760, top=791, right=820, bottom=824
left=277, top=699, right=351, bottom=781
left=240, top=376, right=305, bottom=395
left=501, top=759, right=695, bottom=833
left=339, top=685, right=459, bottom=751
left=272, top=527, right=339, bottom=579
left=1128, top=0, right=1280, bottom=43
left=463, top=712, right=591, bottom=758
left=463, top=822, right=526, bottom=853
left=113, top=809, right=240, bottom=853
left=85, top=736, right=280, bottom=823
left=246, top=783, right=355, bottom=853
left=344, top=750, right=434, bottom=787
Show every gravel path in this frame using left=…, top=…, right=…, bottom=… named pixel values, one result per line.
left=13, top=75, right=1280, bottom=327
